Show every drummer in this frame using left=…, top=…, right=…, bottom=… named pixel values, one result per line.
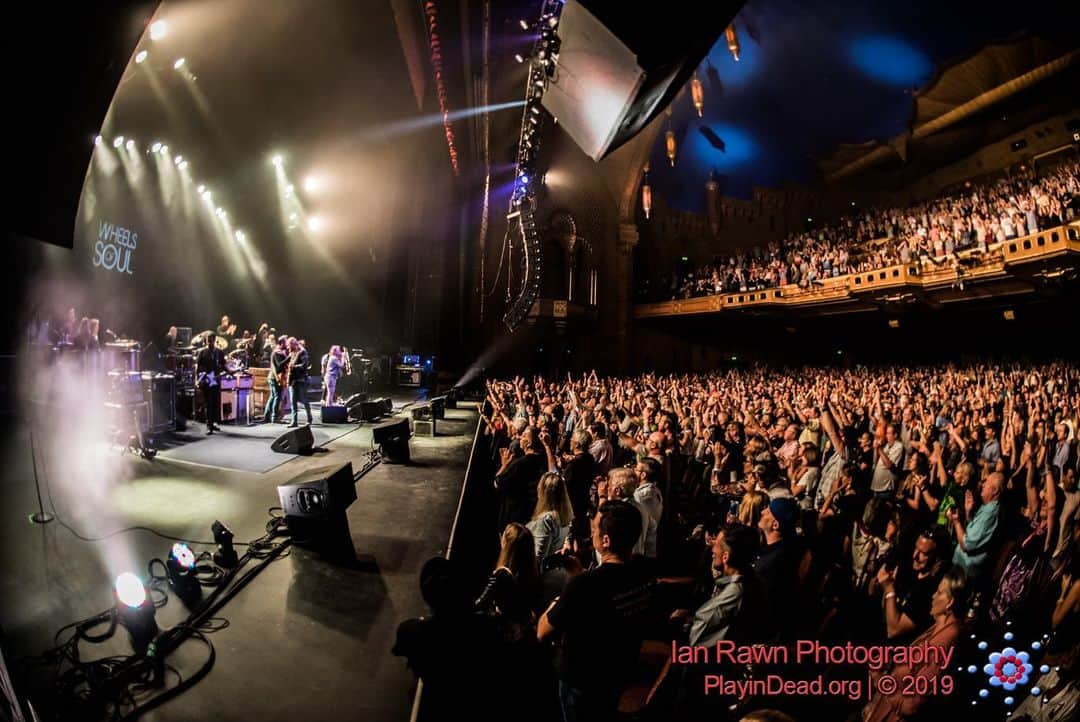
left=164, top=326, right=179, bottom=351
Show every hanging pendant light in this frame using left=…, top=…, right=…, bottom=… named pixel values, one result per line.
left=690, top=73, right=704, bottom=117
left=726, top=24, right=740, bottom=62
left=641, top=162, right=652, bottom=220
left=665, top=129, right=676, bottom=167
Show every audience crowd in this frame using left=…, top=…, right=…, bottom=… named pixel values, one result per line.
left=645, top=159, right=1079, bottom=301
left=396, top=361, right=1080, bottom=722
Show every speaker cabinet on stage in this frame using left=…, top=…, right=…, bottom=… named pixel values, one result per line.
left=321, top=405, right=348, bottom=424
left=271, top=424, right=315, bottom=454
left=277, top=462, right=356, bottom=560
left=429, top=396, right=446, bottom=419
left=344, top=393, right=369, bottom=409
left=372, top=417, right=411, bottom=463
left=351, top=400, right=384, bottom=422
left=412, top=419, right=435, bottom=437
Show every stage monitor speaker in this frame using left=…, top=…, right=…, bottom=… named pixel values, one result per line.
left=541, top=0, right=738, bottom=160
left=378, top=397, right=394, bottom=414
left=351, top=400, right=384, bottom=421
left=277, top=462, right=356, bottom=560
left=372, top=417, right=411, bottom=463
left=344, top=393, right=369, bottom=408
left=429, top=396, right=446, bottom=419
left=271, top=424, right=315, bottom=454
left=410, top=404, right=433, bottom=421
left=321, top=405, right=348, bottom=424
left=413, top=419, right=435, bottom=437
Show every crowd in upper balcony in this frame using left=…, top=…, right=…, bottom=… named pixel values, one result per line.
left=641, top=158, right=1079, bottom=302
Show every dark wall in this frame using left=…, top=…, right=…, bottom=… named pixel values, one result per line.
left=633, top=289, right=1080, bottom=373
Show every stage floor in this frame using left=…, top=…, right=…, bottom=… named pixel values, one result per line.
left=0, top=395, right=478, bottom=722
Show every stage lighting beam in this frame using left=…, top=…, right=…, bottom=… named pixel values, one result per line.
left=135, top=50, right=148, bottom=64
left=149, top=20, right=167, bottom=40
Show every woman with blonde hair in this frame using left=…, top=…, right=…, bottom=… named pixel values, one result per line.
left=737, top=489, right=770, bottom=528
left=527, top=472, right=574, bottom=561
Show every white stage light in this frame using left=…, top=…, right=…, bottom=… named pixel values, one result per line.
left=178, top=160, right=188, bottom=170
left=135, top=50, right=148, bottom=64
left=196, top=184, right=205, bottom=193
left=271, top=155, right=283, bottom=166
left=151, top=141, right=161, bottom=152
left=149, top=20, right=167, bottom=41
left=174, top=155, right=184, bottom=165
left=125, top=139, right=135, bottom=150
left=303, top=175, right=323, bottom=193
left=115, top=572, right=147, bottom=608
left=112, top=136, right=124, bottom=148
left=94, top=135, right=103, bottom=146
left=307, top=216, right=323, bottom=232
left=174, top=57, right=185, bottom=70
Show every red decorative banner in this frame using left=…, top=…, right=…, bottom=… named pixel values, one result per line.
left=425, top=2, right=459, bottom=175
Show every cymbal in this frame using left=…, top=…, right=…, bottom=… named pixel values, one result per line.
left=192, top=331, right=229, bottom=350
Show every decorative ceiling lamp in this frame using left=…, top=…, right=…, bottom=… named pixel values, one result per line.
left=665, top=108, right=676, bottom=167
left=690, top=73, right=704, bottom=117
left=726, top=23, right=740, bottom=62
left=641, top=162, right=652, bottom=219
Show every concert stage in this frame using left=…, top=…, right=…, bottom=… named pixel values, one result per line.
left=0, top=398, right=478, bottom=722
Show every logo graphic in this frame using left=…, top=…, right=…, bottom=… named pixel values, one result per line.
left=93, top=220, right=138, bottom=275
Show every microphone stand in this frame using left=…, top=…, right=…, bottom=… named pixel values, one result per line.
left=29, top=422, right=54, bottom=524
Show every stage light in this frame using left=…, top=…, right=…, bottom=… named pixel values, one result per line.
left=94, top=135, right=102, bottom=146
left=125, top=139, right=135, bottom=151
left=112, top=136, right=124, bottom=148
left=173, top=57, right=185, bottom=70
left=235, top=230, right=246, bottom=243
left=514, top=54, right=524, bottom=63
left=166, top=542, right=201, bottom=605
left=149, top=19, right=167, bottom=40
left=289, top=212, right=298, bottom=221
left=114, top=572, right=158, bottom=653
left=271, top=154, right=283, bottom=166
left=547, top=15, right=558, bottom=28
left=307, top=216, right=323, bottom=233
left=519, top=19, right=529, bottom=30
left=178, top=160, right=188, bottom=170
left=1003, top=309, right=1015, bottom=320
left=303, top=175, right=323, bottom=193
left=160, top=144, right=169, bottom=154
left=151, top=141, right=161, bottom=152
left=135, top=50, right=148, bottom=64
left=212, top=520, right=238, bottom=568
left=170, top=542, right=196, bottom=571
left=196, top=184, right=205, bottom=193
left=888, top=319, right=900, bottom=329
left=115, top=572, right=146, bottom=607
left=174, top=155, right=184, bottom=165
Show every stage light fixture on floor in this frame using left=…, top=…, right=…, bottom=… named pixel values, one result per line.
left=114, top=572, right=158, bottom=653
left=149, top=19, right=167, bottom=40
left=212, top=520, right=238, bottom=568
left=135, top=50, right=148, bottom=64
left=166, top=543, right=202, bottom=604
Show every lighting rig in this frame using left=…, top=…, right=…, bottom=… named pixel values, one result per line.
left=503, top=0, right=564, bottom=332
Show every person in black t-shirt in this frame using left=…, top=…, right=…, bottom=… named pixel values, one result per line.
left=562, top=429, right=598, bottom=539
left=874, top=527, right=947, bottom=642
left=538, top=500, right=656, bottom=722
left=495, top=427, right=549, bottom=531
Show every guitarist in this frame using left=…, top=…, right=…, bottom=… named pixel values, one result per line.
left=263, top=335, right=289, bottom=424
left=196, top=331, right=227, bottom=435
left=287, top=337, right=312, bottom=428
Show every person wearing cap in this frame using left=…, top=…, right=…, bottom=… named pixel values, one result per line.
left=755, top=497, right=801, bottom=641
